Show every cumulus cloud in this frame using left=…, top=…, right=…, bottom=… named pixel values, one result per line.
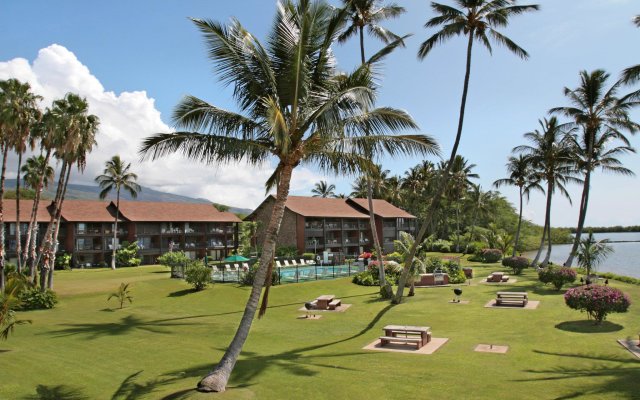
left=0, top=44, right=324, bottom=209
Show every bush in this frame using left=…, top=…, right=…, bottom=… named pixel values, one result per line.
left=275, top=246, right=298, bottom=257
left=302, top=252, right=315, bottom=260
left=480, top=249, right=503, bottom=263
left=240, top=261, right=278, bottom=286
left=115, top=241, right=141, bottom=267
left=367, top=261, right=402, bottom=284
left=502, top=256, right=530, bottom=275
left=55, top=253, right=71, bottom=270
left=384, top=252, right=403, bottom=263
left=539, top=266, right=577, bottom=290
left=465, top=241, right=487, bottom=255
left=443, top=260, right=466, bottom=284
left=424, top=257, right=443, bottom=273
left=352, top=271, right=376, bottom=286
left=185, top=264, right=211, bottom=291
left=18, top=288, right=57, bottom=310
left=4, top=262, right=17, bottom=275
left=430, top=239, right=452, bottom=253
left=564, top=285, right=631, bottom=324
left=157, top=251, right=191, bottom=269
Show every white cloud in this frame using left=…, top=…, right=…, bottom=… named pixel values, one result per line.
left=0, top=44, right=324, bottom=209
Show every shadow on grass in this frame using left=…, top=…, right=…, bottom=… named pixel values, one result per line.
left=555, top=320, right=624, bottom=333
left=22, top=384, right=89, bottom=400
left=519, top=350, right=639, bottom=399
left=167, top=289, right=196, bottom=297
left=99, top=308, right=116, bottom=312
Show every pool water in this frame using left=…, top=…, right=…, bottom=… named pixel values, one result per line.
left=211, top=264, right=364, bottom=283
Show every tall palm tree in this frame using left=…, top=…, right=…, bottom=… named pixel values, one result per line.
left=0, top=80, right=11, bottom=290
left=445, top=155, right=478, bottom=251
left=95, top=156, right=141, bottom=270
left=551, top=70, right=640, bottom=266
left=464, top=183, right=494, bottom=245
left=311, top=180, right=337, bottom=197
left=577, top=231, right=613, bottom=278
left=338, top=0, right=408, bottom=298
left=514, top=117, right=579, bottom=266
left=395, top=0, right=539, bottom=303
left=620, top=15, right=640, bottom=85
left=493, top=154, right=543, bottom=256
left=140, top=1, right=437, bottom=392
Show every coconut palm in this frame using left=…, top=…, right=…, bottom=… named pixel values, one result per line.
left=464, top=184, right=494, bottom=246
left=311, top=180, right=337, bottom=198
left=444, top=155, right=478, bottom=251
left=576, top=231, right=613, bottom=278
left=514, top=117, right=579, bottom=267
left=550, top=70, right=640, bottom=266
left=620, top=15, right=640, bottom=85
left=138, top=0, right=438, bottom=392
left=338, top=0, right=408, bottom=298
left=392, top=231, right=426, bottom=297
left=493, top=154, right=543, bottom=256
left=95, top=156, right=141, bottom=270
left=394, top=0, right=539, bottom=303
left=0, top=80, right=11, bottom=291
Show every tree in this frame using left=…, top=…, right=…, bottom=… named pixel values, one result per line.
left=338, top=0, right=408, bottom=298
left=493, top=154, right=543, bottom=256
left=311, top=180, right=337, bottom=197
left=576, top=231, right=613, bottom=278
left=464, top=184, right=494, bottom=246
left=551, top=70, right=639, bottom=266
left=444, top=155, right=478, bottom=251
left=513, top=117, right=579, bottom=267
left=394, top=0, right=539, bottom=303
left=95, top=155, right=141, bottom=270
left=620, top=15, right=640, bottom=85
left=107, top=283, right=133, bottom=309
left=139, top=0, right=438, bottom=392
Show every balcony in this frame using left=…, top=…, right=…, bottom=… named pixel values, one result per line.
left=161, top=228, right=183, bottom=234
left=343, top=222, right=358, bottom=230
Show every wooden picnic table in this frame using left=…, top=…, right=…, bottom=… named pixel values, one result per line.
left=496, top=291, right=528, bottom=299
left=383, top=325, right=431, bottom=344
left=315, top=294, right=335, bottom=309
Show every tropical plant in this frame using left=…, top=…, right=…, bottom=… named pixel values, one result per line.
left=138, top=0, right=438, bottom=392
left=311, top=180, right=337, bottom=198
left=115, top=241, right=141, bottom=268
left=0, top=288, right=30, bottom=340
left=95, top=155, right=141, bottom=269
left=564, top=285, right=630, bottom=324
left=620, top=15, right=640, bottom=85
left=576, top=231, right=613, bottom=278
left=18, top=287, right=57, bottom=310
left=392, top=231, right=426, bottom=296
left=395, top=0, right=539, bottom=303
left=493, top=154, right=544, bottom=256
left=550, top=69, right=639, bottom=266
left=107, top=283, right=133, bottom=309
left=185, top=265, right=211, bottom=291
left=539, top=266, right=577, bottom=290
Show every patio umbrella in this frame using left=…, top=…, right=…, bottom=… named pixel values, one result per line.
left=223, top=254, right=250, bottom=262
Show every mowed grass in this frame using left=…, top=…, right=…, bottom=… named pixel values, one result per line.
left=1, top=259, right=639, bottom=400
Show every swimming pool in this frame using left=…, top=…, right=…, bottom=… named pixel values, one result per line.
left=210, top=263, right=365, bottom=283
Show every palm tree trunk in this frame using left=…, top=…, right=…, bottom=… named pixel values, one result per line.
left=24, top=149, right=51, bottom=278
left=513, top=186, right=524, bottom=257
left=393, top=31, right=475, bottom=304
left=564, top=168, right=590, bottom=266
left=197, top=163, right=295, bottom=393
left=532, top=182, right=553, bottom=266
left=0, top=145, right=8, bottom=291
left=15, top=152, right=23, bottom=273
left=47, top=162, right=72, bottom=289
left=367, top=178, right=387, bottom=294
left=111, top=187, right=120, bottom=270
left=455, top=204, right=461, bottom=252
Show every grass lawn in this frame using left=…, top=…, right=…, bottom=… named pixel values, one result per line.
left=2, top=258, right=638, bottom=399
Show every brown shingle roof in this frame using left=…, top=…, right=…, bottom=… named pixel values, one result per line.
left=347, top=198, right=416, bottom=218
left=284, top=196, right=370, bottom=218
left=115, top=201, right=241, bottom=222
left=3, top=199, right=52, bottom=222
left=58, top=200, right=118, bottom=222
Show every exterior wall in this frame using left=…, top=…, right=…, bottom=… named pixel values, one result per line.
left=251, top=199, right=298, bottom=251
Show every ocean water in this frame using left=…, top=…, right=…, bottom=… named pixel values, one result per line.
left=524, top=232, right=640, bottom=278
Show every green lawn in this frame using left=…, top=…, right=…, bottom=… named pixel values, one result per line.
left=2, top=259, right=638, bottom=399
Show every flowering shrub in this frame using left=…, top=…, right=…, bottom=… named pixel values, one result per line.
left=564, top=285, right=631, bottom=324
left=502, top=256, right=530, bottom=275
left=481, top=249, right=503, bottom=263
left=539, top=266, right=577, bottom=290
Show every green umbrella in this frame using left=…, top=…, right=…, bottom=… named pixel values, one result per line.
left=223, top=254, right=250, bottom=262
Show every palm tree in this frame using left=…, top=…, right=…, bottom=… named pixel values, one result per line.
left=311, top=180, right=337, bottom=197
left=338, top=0, right=408, bottom=298
left=551, top=70, right=640, bottom=266
left=576, top=231, right=613, bottom=279
left=139, top=0, right=438, bottom=392
left=514, top=117, right=579, bottom=267
left=0, top=80, right=11, bottom=291
left=95, top=156, right=141, bottom=270
left=394, top=0, right=539, bottom=303
left=464, top=184, right=494, bottom=246
left=444, top=155, right=478, bottom=251
left=493, top=154, right=543, bottom=256
left=620, top=15, right=640, bottom=85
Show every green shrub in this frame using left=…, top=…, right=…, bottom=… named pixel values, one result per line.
left=502, top=256, right=530, bottom=275
left=185, top=265, right=211, bottom=291
left=275, top=246, right=297, bottom=257
left=564, top=285, right=631, bottom=324
left=430, top=239, right=452, bottom=253
left=18, top=288, right=57, bottom=310
left=4, top=262, right=17, bottom=275
left=481, top=249, right=502, bottom=263
left=593, top=272, right=640, bottom=285
left=424, top=257, right=443, bottom=273
left=352, top=271, right=376, bottom=286
left=443, top=260, right=466, bottom=284
left=539, top=266, right=577, bottom=290
left=465, top=241, right=487, bottom=254
left=384, top=252, right=403, bottom=263
left=55, top=253, right=71, bottom=270
left=240, top=261, right=278, bottom=286
left=302, top=252, right=315, bottom=260
left=107, top=283, right=133, bottom=309
left=115, top=241, right=141, bottom=267
left=157, top=251, right=191, bottom=269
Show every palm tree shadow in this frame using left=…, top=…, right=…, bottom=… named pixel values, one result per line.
left=22, top=384, right=89, bottom=400
left=167, top=289, right=196, bottom=297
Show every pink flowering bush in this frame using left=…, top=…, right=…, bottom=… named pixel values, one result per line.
left=539, top=266, right=577, bottom=290
left=480, top=248, right=503, bottom=263
left=564, top=285, right=631, bottom=324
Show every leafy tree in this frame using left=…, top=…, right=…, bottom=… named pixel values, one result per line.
left=139, top=0, right=437, bottom=392
left=95, top=155, right=141, bottom=269
left=577, top=231, right=613, bottom=278
left=185, top=264, right=211, bottom=291
left=395, top=0, right=539, bottom=303
left=311, top=180, right=337, bottom=198
left=107, top=283, right=133, bottom=309
left=115, top=241, right=141, bottom=268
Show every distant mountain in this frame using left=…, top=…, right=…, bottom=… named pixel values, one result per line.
left=3, top=179, right=252, bottom=215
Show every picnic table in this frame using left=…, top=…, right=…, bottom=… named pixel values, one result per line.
left=496, top=291, right=528, bottom=307
left=380, top=325, right=431, bottom=348
left=315, top=295, right=335, bottom=310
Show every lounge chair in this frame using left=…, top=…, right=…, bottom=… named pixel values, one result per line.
left=242, top=262, right=250, bottom=271
left=283, top=260, right=291, bottom=267
left=232, top=263, right=240, bottom=271
left=290, top=259, right=298, bottom=266
left=276, top=260, right=283, bottom=268
left=224, top=264, right=232, bottom=272
left=299, top=258, right=308, bottom=265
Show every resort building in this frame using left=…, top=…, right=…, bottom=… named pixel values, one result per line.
left=3, top=200, right=241, bottom=267
left=246, top=196, right=416, bottom=257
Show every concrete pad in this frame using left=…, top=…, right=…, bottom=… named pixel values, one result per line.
left=484, top=299, right=539, bottom=309
left=474, top=344, right=509, bottom=354
left=480, top=279, right=518, bottom=285
left=363, top=337, right=449, bottom=355
left=448, top=300, right=470, bottom=304
left=297, top=304, right=352, bottom=313
left=617, top=339, right=640, bottom=359
left=297, top=314, right=322, bottom=320
left=414, top=284, right=451, bottom=288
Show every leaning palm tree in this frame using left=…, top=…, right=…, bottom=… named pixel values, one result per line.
left=514, top=117, right=579, bottom=267
left=493, top=154, right=543, bottom=256
left=139, top=1, right=438, bottom=392
left=550, top=70, right=640, bottom=266
left=338, top=0, right=408, bottom=298
left=311, top=180, right=337, bottom=198
left=394, top=0, right=539, bottom=303
left=95, top=156, right=141, bottom=270
left=576, top=231, right=613, bottom=279
left=620, top=15, right=640, bottom=85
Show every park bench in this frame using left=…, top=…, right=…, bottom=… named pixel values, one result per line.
left=496, top=291, right=528, bottom=307
left=379, top=336, right=423, bottom=349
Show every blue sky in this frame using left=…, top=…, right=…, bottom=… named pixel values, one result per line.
left=0, top=0, right=638, bottom=227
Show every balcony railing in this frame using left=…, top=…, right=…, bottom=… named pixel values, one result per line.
left=161, top=228, right=183, bottom=234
